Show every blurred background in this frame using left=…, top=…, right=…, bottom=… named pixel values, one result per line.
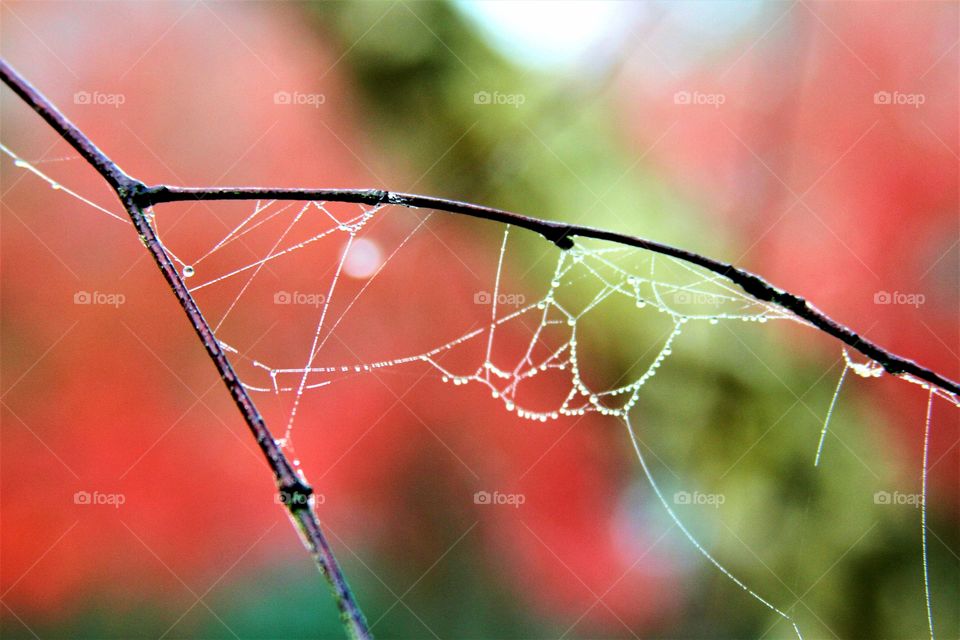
left=1, top=1, right=957, bottom=638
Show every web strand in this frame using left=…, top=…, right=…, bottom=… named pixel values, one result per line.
left=921, top=388, right=935, bottom=640
left=0, top=143, right=127, bottom=223
left=623, top=415, right=803, bottom=640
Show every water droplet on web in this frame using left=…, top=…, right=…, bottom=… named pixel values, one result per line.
left=182, top=265, right=195, bottom=278
left=50, top=182, right=61, bottom=190
left=13, top=159, right=27, bottom=168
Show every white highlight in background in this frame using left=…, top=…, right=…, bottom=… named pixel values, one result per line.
left=455, top=1, right=630, bottom=68
left=343, top=238, right=383, bottom=279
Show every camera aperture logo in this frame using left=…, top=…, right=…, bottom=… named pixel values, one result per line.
left=473, top=90, right=525, bottom=109
left=274, top=290, right=327, bottom=307
left=673, top=490, right=725, bottom=508
left=474, top=490, right=525, bottom=508
left=273, top=90, right=326, bottom=108
left=73, top=91, right=125, bottom=108
left=74, top=290, right=125, bottom=307
left=74, top=490, right=125, bottom=509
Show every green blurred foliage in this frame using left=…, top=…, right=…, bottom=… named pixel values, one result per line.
left=298, top=2, right=958, bottom=639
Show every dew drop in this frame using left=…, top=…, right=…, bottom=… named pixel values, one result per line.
left=182, top=265, right=195, bottom=278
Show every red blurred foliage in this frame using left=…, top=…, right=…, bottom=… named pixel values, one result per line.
left=620, top=2, right=958, bottom=495
left=1, top=2, right=676, bottom=633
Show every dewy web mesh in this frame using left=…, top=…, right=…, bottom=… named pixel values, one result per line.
left=2, top=136, right=958, bottom=639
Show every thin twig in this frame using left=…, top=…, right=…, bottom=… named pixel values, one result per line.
left=0, top=59, right=372, bottom=640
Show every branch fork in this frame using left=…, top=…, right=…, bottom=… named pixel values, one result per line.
left=2, top=56, right=957, bottom=640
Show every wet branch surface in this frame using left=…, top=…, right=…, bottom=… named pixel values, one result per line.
left=2, top=56, right=958, bottom=639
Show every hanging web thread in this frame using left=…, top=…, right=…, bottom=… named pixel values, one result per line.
left=813, top=349, right=885, bottom=466
left=921, top=388, right=935, bottom=640
left=0, top=143, right=127, bottom=223
left=623, top=415, right=803, bottom=639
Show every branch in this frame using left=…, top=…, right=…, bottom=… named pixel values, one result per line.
left=141, top=186, right=959, bottom=396
left=0, top=59, right=373, bottom=640
left=2, top=58, right=958, bottom=636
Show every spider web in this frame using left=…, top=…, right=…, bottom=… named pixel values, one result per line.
left=4, top=145, right=958, bottom=639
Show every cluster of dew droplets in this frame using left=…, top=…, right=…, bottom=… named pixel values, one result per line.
left=422, top=229, right=791, bottom=424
